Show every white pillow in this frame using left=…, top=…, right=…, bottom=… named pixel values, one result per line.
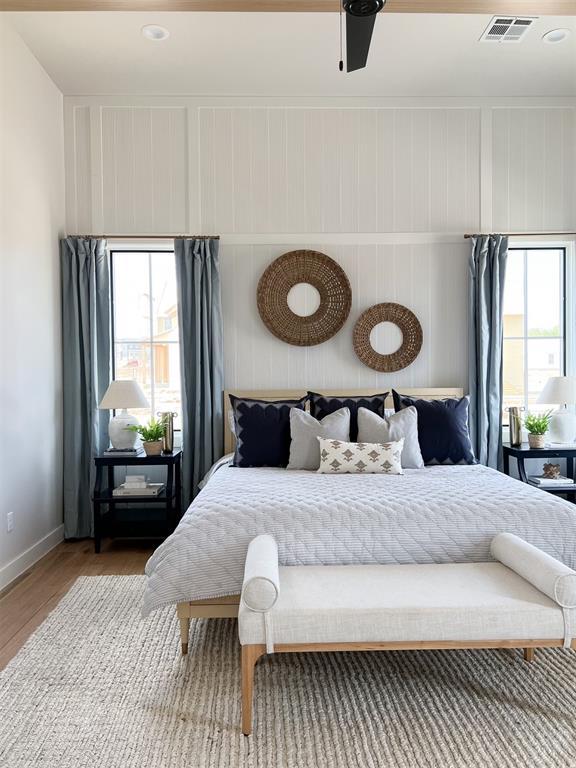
left=242, top=535, right=280, bottom=612
left=317, top=437, right=404, bottom=475
left=288, top=407, right=350, bottom=470
left=357, top=406, right=424, bottom=469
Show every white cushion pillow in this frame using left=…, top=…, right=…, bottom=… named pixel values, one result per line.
left=317, top=437, right=404, bottom=475
left=241, top=535, right=280, bottom=612
left=491, top=532, right=576, bottom=609
left=357, top=406, right=424, bottom=469
left=287, top=407, right=351, bottom=471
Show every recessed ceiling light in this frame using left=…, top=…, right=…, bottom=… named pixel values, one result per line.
left=142, top=25, right=170, bottom=42
left=542, top=28, right=571, bottom=44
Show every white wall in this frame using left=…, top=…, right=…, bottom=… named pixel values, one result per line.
left=220, top=242, right=467, bottom=390
left=64, top=97, right=576, bottom=392
left=0, top=17, right=65, bottom=589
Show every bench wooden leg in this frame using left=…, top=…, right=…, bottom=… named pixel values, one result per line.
left=524, top=647, right=535, bottom=662
left=177, top=607, right=190, bottom=655
left=242, top=644, right=265, bottom=736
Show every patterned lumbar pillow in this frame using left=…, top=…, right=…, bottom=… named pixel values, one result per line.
left=317, top=437, right=404, bottom=475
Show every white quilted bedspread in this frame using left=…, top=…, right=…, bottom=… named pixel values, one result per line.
left=142, top=463, right=576, bottom=615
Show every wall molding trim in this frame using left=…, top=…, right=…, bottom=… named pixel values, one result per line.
left=104, top=233, right=576, bottom=246
left=0, top=524, right=65, bottom=593
left=64, top=96, right=576, bottom=109
left=223, top=233, right=468, bottom=245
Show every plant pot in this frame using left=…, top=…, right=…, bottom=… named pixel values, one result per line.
left=142, top=440, right=163, bottom=456
left=528, top=433, right=546, bottom=449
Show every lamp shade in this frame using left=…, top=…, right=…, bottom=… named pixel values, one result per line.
left=536, top=376, right=576, bottom=406
left=99, top=380, right=150, bottom=410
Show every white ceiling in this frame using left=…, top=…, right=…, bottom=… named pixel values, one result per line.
left=6, top=11, right=576, bottom=97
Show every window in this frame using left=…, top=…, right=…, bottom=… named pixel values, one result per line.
left=502, top=247, right=565, bottom=422
left=111, top=250, right=181, bottom=425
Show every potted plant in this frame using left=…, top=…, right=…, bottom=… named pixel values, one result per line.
left=129, top=418, right=165, bottom=456
left=524, top=411, right=552, bottom=449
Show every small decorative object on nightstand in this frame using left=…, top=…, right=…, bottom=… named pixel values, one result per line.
left=543, top=462, right=561, bottom=479
left=508, top=407, right=524, bottom=447
left=99, top=380, right=150, bottom=450
left=128, top=418, right=165, bottom=456
left=158, top=411, right=178, bottom=454
left=523, top=411, right=552, bottom=449
left=537, top=376, right=576, bottom=444
left=503, top=443, right=576, bottom=503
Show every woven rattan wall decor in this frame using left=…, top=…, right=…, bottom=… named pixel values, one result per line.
left=257, top=250, right=352, bottom=346
left=353, top=302, right=423, bottom=372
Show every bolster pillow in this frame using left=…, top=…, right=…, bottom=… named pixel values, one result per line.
left=241, top=535, right=280, bottom=612
left=491, top=532, right=576, bottom=608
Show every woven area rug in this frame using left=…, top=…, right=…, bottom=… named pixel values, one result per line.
left=1, top=576, right=576, bottom=768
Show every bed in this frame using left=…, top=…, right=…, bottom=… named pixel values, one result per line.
left=142, top=389, right=576, bottom=652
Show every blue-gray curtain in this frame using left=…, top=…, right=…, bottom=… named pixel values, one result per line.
left=468, top=234, right=508, bottom=470
left=60, top=237, right=111, bottom=538
left=175, top=238, right=223, bottom=507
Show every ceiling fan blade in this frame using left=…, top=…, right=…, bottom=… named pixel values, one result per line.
left=346, top=12, right=377, bottom=72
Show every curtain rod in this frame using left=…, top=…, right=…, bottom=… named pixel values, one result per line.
left=464, top=232, right=576, bottom=239
left=68, top=234, right=220, bottom=240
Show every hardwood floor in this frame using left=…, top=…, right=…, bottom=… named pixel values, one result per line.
left=0, top=539, right=155, bottom=671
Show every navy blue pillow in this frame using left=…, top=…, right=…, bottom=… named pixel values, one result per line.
left=392, top=390, right=476, bottom=466
left=230, top=395, right=308, bottom=468
left=308, top=392, right=388, bottom=442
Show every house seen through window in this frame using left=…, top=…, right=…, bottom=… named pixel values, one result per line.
left=111, top=250, right=181, bottom=426
left=502, top=247, right=565, bottom=423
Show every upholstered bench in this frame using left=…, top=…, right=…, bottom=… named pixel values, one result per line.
left=238, top=533, right=576, bottom=735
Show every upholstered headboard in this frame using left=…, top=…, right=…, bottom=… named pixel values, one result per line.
left=223, top=387, right=464, bottom=456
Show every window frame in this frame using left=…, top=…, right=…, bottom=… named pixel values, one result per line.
left=109, top=246, right=180, bottom=423
left=502, top=239, right=575, bottom=431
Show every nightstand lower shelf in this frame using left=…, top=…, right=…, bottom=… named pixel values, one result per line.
left=95, top=489, right=177, bottom=503
left=525, top=481, right=576, bottom=498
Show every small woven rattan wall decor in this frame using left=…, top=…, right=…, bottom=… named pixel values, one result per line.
left=353, top=302, right=423, bottom=372
left=257, top=250, right=352, bottom=346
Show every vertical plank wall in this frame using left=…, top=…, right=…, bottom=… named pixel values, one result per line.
left=198, top=108, right=480, bottom=234
left=64, top=99, right=576, bottom=391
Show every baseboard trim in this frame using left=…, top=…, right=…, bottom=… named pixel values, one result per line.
left=0, top=525, right=65, bottom=593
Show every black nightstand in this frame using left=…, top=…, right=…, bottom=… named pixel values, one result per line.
left=503, top=443, right=576, bottom=502
left=93, top=448, right=182, bottom=553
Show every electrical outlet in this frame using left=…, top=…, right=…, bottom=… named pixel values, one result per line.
left=6, top=511, right=14, bottom=533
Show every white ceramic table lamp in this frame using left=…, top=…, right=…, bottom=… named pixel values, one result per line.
left=536, top=376, right=576, bottom=444
left=99, top=380, right=150, bottom=449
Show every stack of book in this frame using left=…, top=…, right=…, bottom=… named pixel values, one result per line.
left=113, top=475, right=165, bottom=496
left=104, top=447, right=144, bottom=457
left=529, top=475, right=575, bottom=487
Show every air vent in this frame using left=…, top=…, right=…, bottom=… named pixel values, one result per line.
left=480, top=16, right=537, bottom=43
